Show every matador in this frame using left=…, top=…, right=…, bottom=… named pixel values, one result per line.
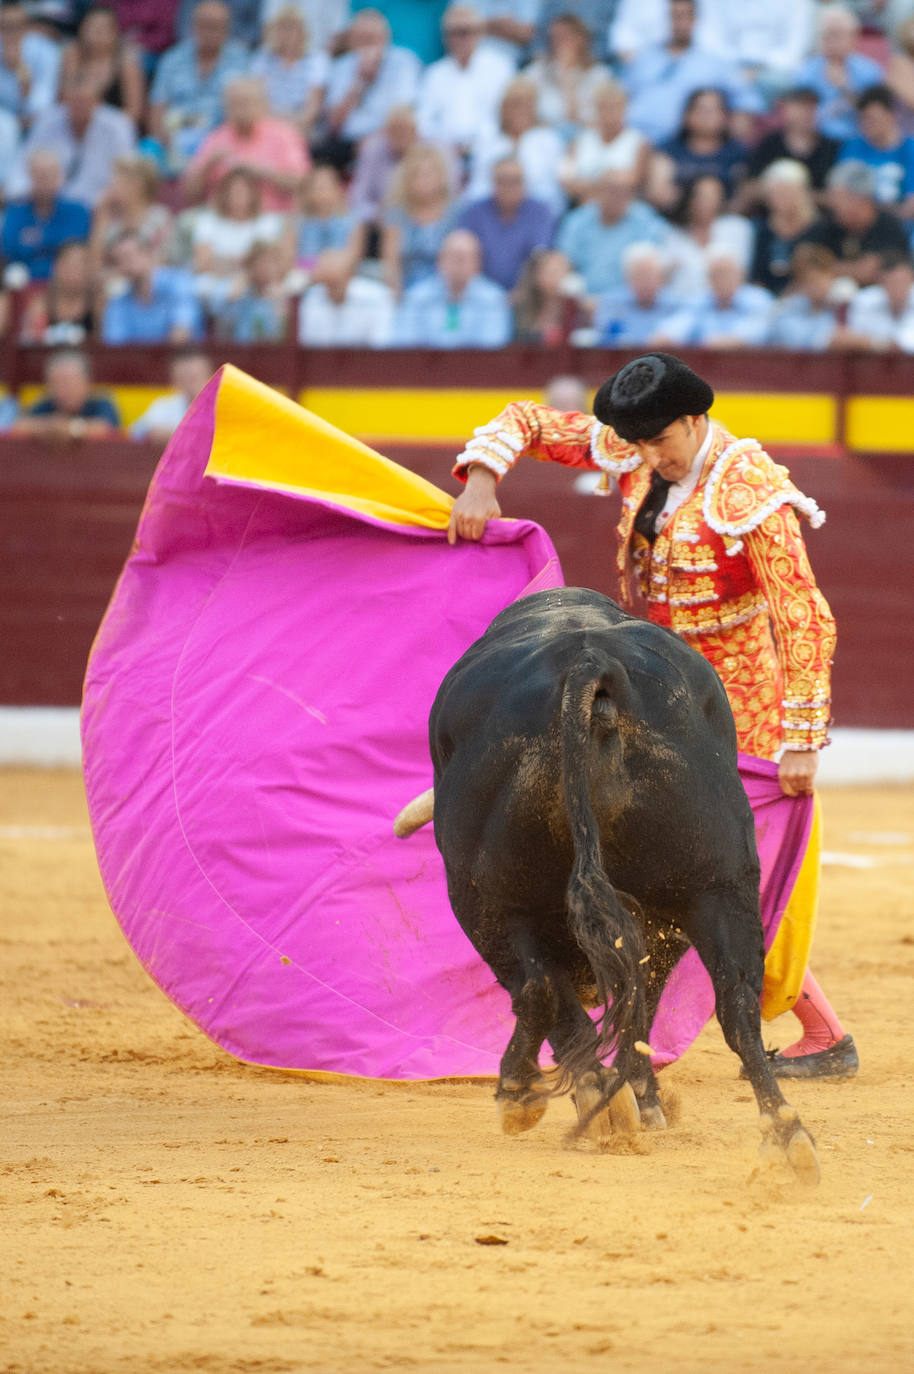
left=448, top=352, right=857, bottom=1078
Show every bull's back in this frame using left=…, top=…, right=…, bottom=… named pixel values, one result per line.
left=430, top=590, right=755, bottom=905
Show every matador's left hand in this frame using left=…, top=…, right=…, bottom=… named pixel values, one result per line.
left=778, top=749, right=819, bottom=797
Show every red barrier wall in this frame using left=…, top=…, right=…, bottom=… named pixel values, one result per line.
left=2, top=438, right=912, bottom=726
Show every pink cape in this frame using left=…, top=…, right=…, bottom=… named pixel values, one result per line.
left=82, top=370, right=812, bottom=1078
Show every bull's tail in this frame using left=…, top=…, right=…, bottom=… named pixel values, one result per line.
left=560, top=659, right=645, bottom=1082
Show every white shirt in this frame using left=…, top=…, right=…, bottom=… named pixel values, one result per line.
left=465, top=124, right=565, bottom=212
left=417, top=48, right=514, bottom=149
left=848, top=283, right=914, bottom=350
left=655, top=419, right=715, bottom=535
left=695, top=0, right=815, bottom=74
left=298, top=275, right=394, bottom=347
left=129, top=391, right=190, bottom=439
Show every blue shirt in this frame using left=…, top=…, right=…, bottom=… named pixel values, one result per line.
left=839, top=135, right=914, bottom=206
left=537, top=0, right=617, bottom=63
left=456, top=196, right=556, bottom=291
left=384, top=205, right=458, bottom=288
left=792, top=53, right=885, bottom=141
left=0, top=32, right=60, bottom=120
left=30, top=393, right=122, bottom=425
left=595, top=285, right=683, bottom=347
left=622, top=43, right=757, bottom=145
left=767, top=295, right=838, bottom=350
left=149, top=37, right=250, bottom=139
left=101, top=268, right=202, bottom=344
left=666, top=283, right=773, bottom=347
left=214, top=292, right=286, bottom=342
left=326, top=44, right=421, bottom=141
left=1, top=197, right=91, bottom=280
left=556, top=199, right=669, bottom=295
left=297, top=213, right=357, bottom=260
left=394, top=273, right=512, bottom=347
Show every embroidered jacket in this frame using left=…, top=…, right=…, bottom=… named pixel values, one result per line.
left=454, top=403, right=835, bottom=755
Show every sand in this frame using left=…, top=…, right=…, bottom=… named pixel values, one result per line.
left=2, top=769, right=913, bottom=1374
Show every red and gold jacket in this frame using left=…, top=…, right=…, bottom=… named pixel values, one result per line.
left=454, top=402, right=835, bottom=757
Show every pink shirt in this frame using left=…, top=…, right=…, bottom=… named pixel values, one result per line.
left=188, top=117, right=310, bottom=213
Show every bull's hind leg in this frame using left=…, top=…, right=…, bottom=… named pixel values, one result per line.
left=547, top=969, right=641, bottom=1140
left=630, top=919, right=687, bottom=1131
left=495, top=965, right=556, bottom=1135
left=687, top=896, right=820, bottom=1185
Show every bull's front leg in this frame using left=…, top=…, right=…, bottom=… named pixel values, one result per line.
left=687, top=895, right=820, bottom=1185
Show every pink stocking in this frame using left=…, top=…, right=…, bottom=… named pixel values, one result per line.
left=780, top=969, right=846, bottom=1057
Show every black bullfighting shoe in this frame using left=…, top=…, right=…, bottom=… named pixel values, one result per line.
left=769, top=1034, right=859, bottom=1079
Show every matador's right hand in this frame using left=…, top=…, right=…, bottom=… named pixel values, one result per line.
left=446, top=466, right=502, bottom=545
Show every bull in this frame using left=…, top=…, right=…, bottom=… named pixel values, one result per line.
left=396, top=588, right=819, bottom=1182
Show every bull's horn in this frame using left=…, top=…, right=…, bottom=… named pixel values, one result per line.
left=393, top=788, right=435, bottom=838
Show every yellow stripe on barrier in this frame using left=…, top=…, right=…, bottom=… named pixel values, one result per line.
left=298, top=387, right=547, bottom=443
left=711, top=392, right=837, bottom=445
left=845, top=395, right=914, bottom=452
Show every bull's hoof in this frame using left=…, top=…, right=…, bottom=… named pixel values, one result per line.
left=639, top=1103, right=668, bottom=1131
left=786, top=1128, right=821, bottom=1186
left=573, top=1074, right=613, bottom=1138
left=496, top=1087, right=548, bottom=1135
left=608, top=1081, right=642, bottom=1135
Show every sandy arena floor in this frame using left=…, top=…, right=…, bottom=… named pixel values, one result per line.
left=2, top=768, right=913, bottom=1374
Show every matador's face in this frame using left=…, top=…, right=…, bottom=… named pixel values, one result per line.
left=633, top=415, right=707, bottom=483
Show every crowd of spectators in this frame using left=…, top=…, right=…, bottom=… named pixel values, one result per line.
left=4, top=0, right=914, bottom=372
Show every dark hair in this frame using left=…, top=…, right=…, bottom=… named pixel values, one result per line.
left=789, top=243, right=837, bottom=278
left=669, top=173, right=725, bottom=227
left=856, top=83, right=896, bottom=114
left=677, top=86, right=730, bottom=143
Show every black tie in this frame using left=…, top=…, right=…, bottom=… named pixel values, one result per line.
left=633, top=470, right=673, bottom=546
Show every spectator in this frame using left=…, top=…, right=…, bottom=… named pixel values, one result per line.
left=648, top=87, right=749, bottom=211
left=622, top=0, right=754, bottom=147
left=322, top=9, right=420, bottom=165
left=742, top=88, right=840, bottom=207
left=147, top=0, right=249, bottom=173
left=250, top=6, right=328, bottom=136
left=750, top=160, right=824, bottom=296
left=394, top=227, right=511, bottom=347
left=694, top=0, right=817, bottom=97
left=260, top=0, right=350, bottom=58
left=183, top=76, right=310, bottom=213
left=416, top=4, right=514, bottom=156
left=458, top=157, right=556, bottom=292
left=101, top=230, right=201, bottom=342
left=0, top=102, right=18, bottom=185
left=807, top=158, right=910, bottom=284
left=536, top=0, right=619, bottom=65
left=211, top=240, right=289, bottom=340
left=1, top=148, right=91, bottom=281
left=106, top=0, right=181, bottom=66
left=840, top=84, right=914, bottom=212
left=792, top=4, right=885, bottom=141
left=477, top=0, right=538, bottom=69
left=886, top=15, right=914, bottom=133
left=295, top=163, right=361, bottom=266
left=337, top=1, right=449, bottom=65
left=665, top=246, right=773, bottom=346
left=380, top=143, right=457, bottom=296
left=192, top=167, right=292, bottom=300
left=12, top=349, right=121, bottom=439
left=297, top=247, right=395, bottom=344
left=348, top=103, right=423, bottom=227
left=129, top=349, right=213, bottom=443
left=90, top=153, right=174, bottom=273
left=767, top=243, right=848, bottom=348
left=0, top=1, right=61, bottom=122
left=465, top=77, right=565, bottom=213
left=7, top=72, right=136, bottom=207
left=20, top=240, right=98, bottom=343
left=544, top=372, right=588, bottom=410
left=0, top=392, right=19, bottom=431
left=846, top=248, right=914, bottom=345
left=594, top=242, right=682, bottom=347
left=555, top=167, right=669, bottom=296
left=175, top=0, right=260, bottom=48
left=524, top=13, right=612, bottom=133
left=512, top=247, right=585, bottom=345
left=665, top=173, right=753, bottom=299
left=59, top=6, right=146, bottom=128
left=559, top=79, right=649, bottom=203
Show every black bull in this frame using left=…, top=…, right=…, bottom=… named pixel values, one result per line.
left=416, top=588, right=818, bottom=1181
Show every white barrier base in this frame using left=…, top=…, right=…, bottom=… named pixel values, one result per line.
left=1, top=708, right=914, bottom=785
